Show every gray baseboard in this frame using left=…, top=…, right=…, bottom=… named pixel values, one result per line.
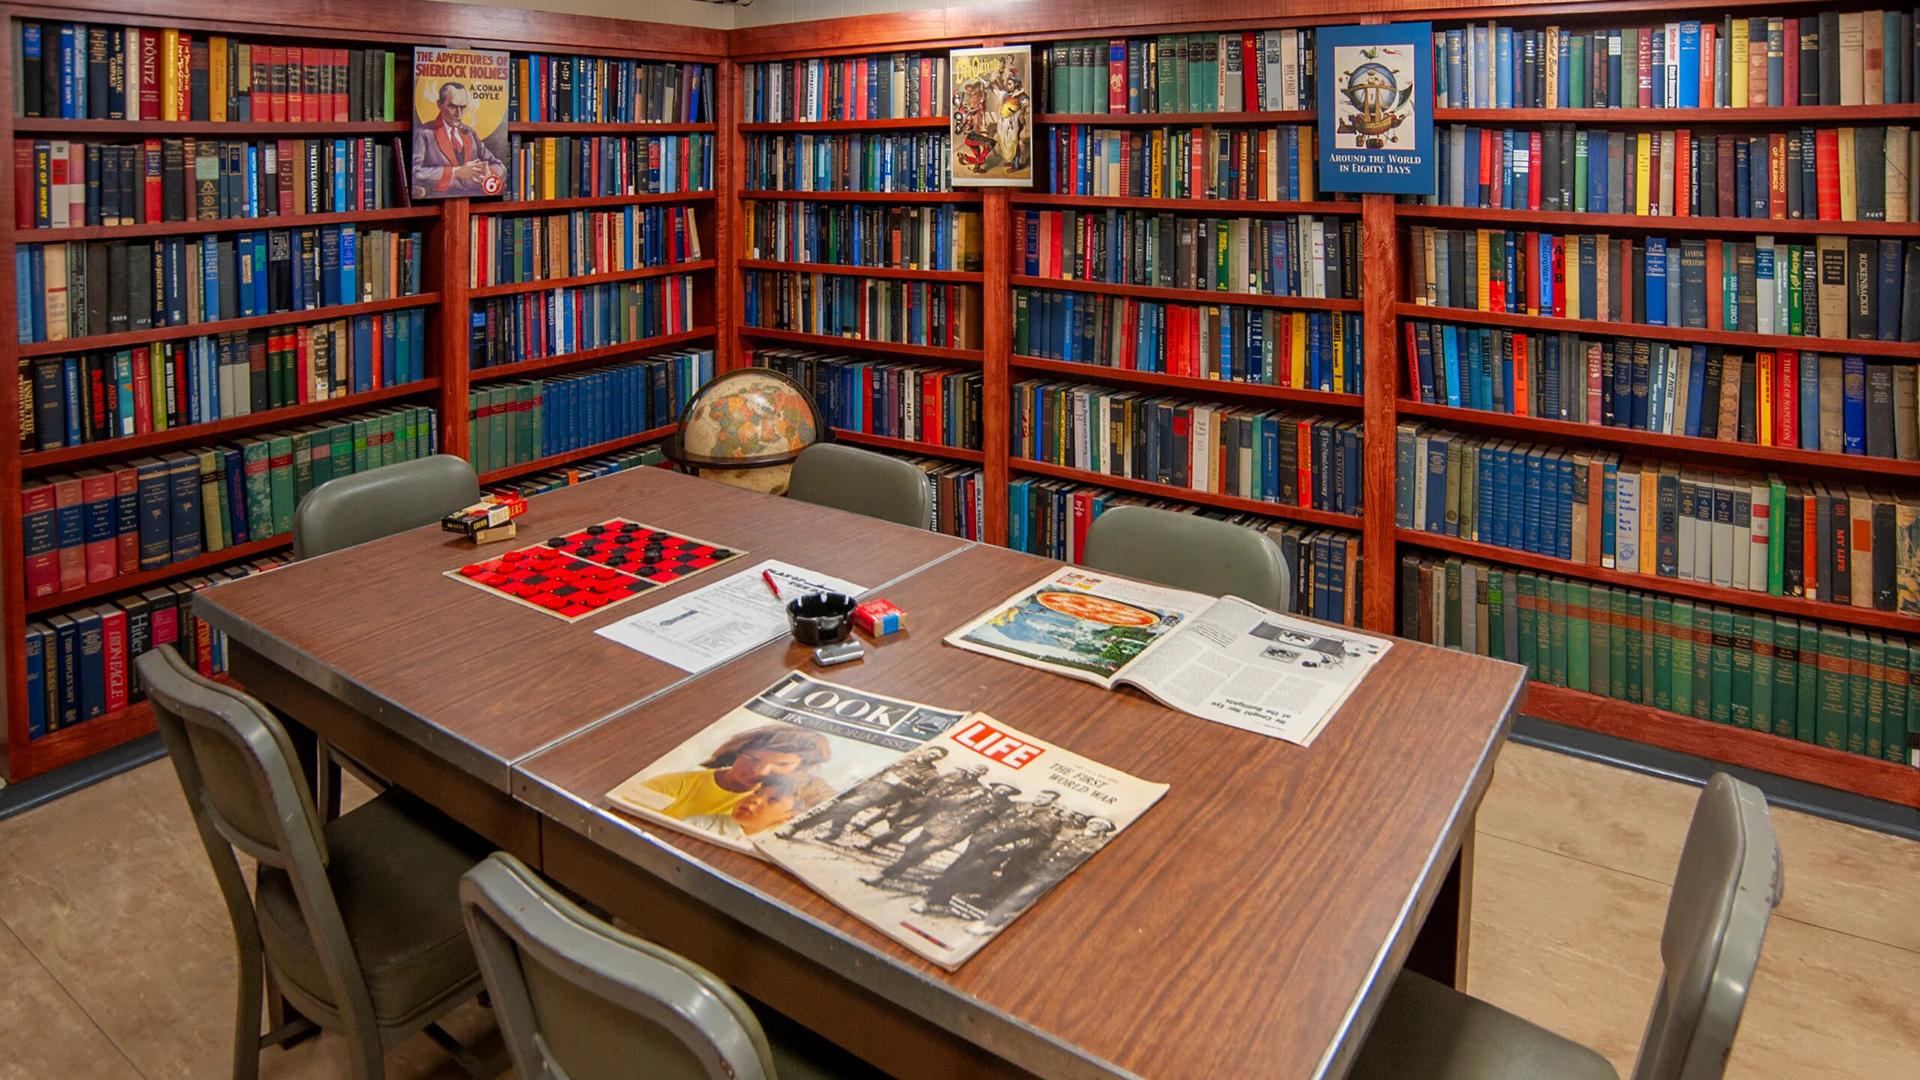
left=0, top=734, right=166, bottom=823
left=1513, top=715, right=1920, bottom=843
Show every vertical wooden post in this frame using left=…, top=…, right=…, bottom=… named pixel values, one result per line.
left=438, top=197, right=472, bottom=462
left=1361, top=191, right=1400, bottom=634
left=715, top=58, right=743, bottom=371
left=0, top=31, right=20, bottom=780
left=981, top=188, right=1011, bottom=546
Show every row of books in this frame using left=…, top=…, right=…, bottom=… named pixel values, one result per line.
left=468, top=206, right=704, bottom=288
left=14, top=136, right=405, bottom=230
left=742, top=201, right=982, bottom=272
left=23, top=555, right=283, bottom=739
left=1398, top=424, right=1920, bottom=614
left=18, top=228, right=426, bottom=345
left=1042, top=30, right=1320, bottom=115
left=507, top=55, right=712, bottom=124
left=1014, top=288, right=1364, bottom=395
left=22, top=310, right=428, bottom=452
left=1407, top=227, right=1920, bottom=343
left=744, top=133, right=953, bottom=194
left=467, top=274, right=700, bottom=369
left=1403, top=320, right=1920, bottom=459
left=1401, top=554, right=1916, bottom=764
left=913, top=459, right=983, bottom=541
left=22, top=405, right=440, bottom=599
left=1006, top=476, right=1362, bottom=626
left=741, top=55, right=949, bottom=124
left=1043, top=124, right=1324, bottom=202
left=754, top=348, right=983, bottom=451
left=741, top=271, right=980, bottom=351
left=16, top=23, right=401, bottom=122
left=1433, top=13, right=1920, bottom=110
left=464, top=349, right=713, bottom=476
left=1011, top=379, right=1363, bottom=515
left=1017, top=210, right=1361, bottom=300
left=484, top=443, right=667, bottom=500
left=504, top=133, right=713, bottom=202
left=1427, top=124, right=1915, bottom=224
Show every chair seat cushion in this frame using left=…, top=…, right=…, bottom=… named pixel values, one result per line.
left=1349, top=972, right=1620, bottom=1080
left=256, top=789, right=492, bottom=1026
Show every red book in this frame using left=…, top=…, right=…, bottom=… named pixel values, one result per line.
left=52, top=473, right=87, bottom=592
left=369, top=316, right=383, bottom=388
left=1524, top=231, right=1542, bottom=314
left=1528, top=130, right=1544, bottom=210
left=1121, top=299, right=1139, bottom=369
left=193, top=599, right=213, bottom=675
left=1586, top=340, right=1603, bottom=423
left=1783, top=20, right=1800, bottom=106
left=1478, top=129, right=1494, bottom=205
left=1647, top=133, right=1662, bottom=215
left=22, top=480, right=61, bottom=598
left=97, top=604, right=128, bottom=713
left=1549, top=235, right=1566, bottom=319
left=1674, top=129, right=1692, bottom=216
left=130, top=345, right=153, bottom=434
left=333, top=48, right=348, bottom=122
left=137, top=30, right=160, bottom=121
left=1716, top=134, right=1737, bottom=217
left=13, top=142, right=32, bottom=229
left=173, top=32, right=191, bottom=120
left=112, top=464, right=138, bottom=574
left=1777, top=350, right=1800, bottom=446
left=293, top=328, right=309, bottom=404
left=276, top=139, right=295, bottom=215
left=1512, top=334, right=1530, bottom=417
left=268, top=46, right=287, bottom=122
left=1404, top=321, right=1422, bottom=392
left=286, top=46, right=304, bottom=123
left=1704, top=239, right=1724, bottom=330
left=78, top=468, right=117, bottom=584
left=1767, top=133, right=1787, bottom=219
left=1294, top=419, right=1312, bottom=507
left=1241, top=32, right=1259, bottom=108
left=1637, top=31, right=1653, bottom=107
left=1070, top=490, right=1093, bottom=563
left=1814, top=128, right=1840, bottom=220
left=1108, top=39, right=1126, bottom=113
left=141, top=139, right=162, bottom=223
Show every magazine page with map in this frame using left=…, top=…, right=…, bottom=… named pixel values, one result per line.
left=754, top=714, right=1167, bottom=971
left=605, top=673, right=966, bottom=856
left=946, top=569, right=1392, bottom=745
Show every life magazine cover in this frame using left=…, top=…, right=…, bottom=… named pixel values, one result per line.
left=605, top=674, right=965, bottom=855
left=947, top=569, right=1392, bottom=745
left=755, top=714, right=1167, bottom=971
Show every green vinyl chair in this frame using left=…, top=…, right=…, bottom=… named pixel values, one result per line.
left=460, top=851, right=882, bottom=1080
left=293, top=454, right=480, bottom=559
left=785, top=443, right=931, bottom=529
left=1350, top=772, right=1783, bottom=1080
left=1080, top=504, right=1292, bottom=610
left=140, top=645, right=500, bottom=1080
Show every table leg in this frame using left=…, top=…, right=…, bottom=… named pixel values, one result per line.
left=1401, top=819, right=1475, bottom=988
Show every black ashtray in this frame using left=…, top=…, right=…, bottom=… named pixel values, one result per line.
left=787, top=592, right=857, bottom=645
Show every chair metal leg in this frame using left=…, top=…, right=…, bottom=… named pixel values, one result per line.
left=423, top=1021, right=509, bottom=1079
left=232, top=940, right=263, bottom=1080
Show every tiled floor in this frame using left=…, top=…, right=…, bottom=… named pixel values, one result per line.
left=0, top=741, right=1914, bottom=1079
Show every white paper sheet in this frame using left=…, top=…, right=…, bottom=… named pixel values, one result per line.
left=595, top=559, right=867, bottom=673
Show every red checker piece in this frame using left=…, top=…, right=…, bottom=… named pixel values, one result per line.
left=535, top=594, right=570, bottom=611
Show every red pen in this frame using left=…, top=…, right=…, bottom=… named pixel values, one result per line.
left=762, top=570, right=784, bottom=601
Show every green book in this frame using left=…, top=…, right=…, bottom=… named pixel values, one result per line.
left=1547, top=579, right=1569, bottom=688
left=467, top=390, right=486, bottom=470
left=1795, top=622, right=1819, bottom=743
left=1573, top=129, right=1590, bottom=212
left=1535, top=573, right=1553, bottom=678
left=1751, top=616, right=1774, bottom=736
left=1652, top=597, right=1676, bottom=711
left=290, top=430, right=314, bottom=506
left=382, top=52, right=395, bottom=120
left=1906, top=651, right=1920, bottom=764
left=238, top=437, right=273, bottom=538
left=1729, top=611, right=1753, bottom=729
left=328, top=422, right=353, bottom=480
left=350, top=418, right=372, bottom=474
left=489, top=386, right=511, bottom=472
left=1709, top=607, right=1734, bottom=725
left=1767, top=478, right=1786, bottom=596
left=1458, top=441, right=1477, bottom=540
left=1588, top=585, right=1611, bottom=696
left=1516, top=574, right=1539, bottom=679
left=1444, top=560, right=1462, bottom=649
left=1670, top=601, right=1694, bottom=717
left=1569, top=35, right=1588, bottom=108
left=1889, top=643, right=1913, bottom=764
left=1608, top=589, right=1629, bottom=700
left=267, top=433, right=295, bottom=537
left=1690, top=604, right=1713, bottom=721
left=1865, top=635, right=1887, bottom=760
left=1567, top=583, right=1591, bottom=693
left=1847, top=631, right=1870, bottom=756
left=1815, top=626, right=1849, bottom=750
left=1624, top=593, right=1646, bottom=703
left=1485, top=570, right=1506, bottom=662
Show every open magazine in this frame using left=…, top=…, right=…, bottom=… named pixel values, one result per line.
left=605, top=673, right=966, bottom=855
left=945, top=568, right=1392, bottom=745
left=755, top=714, right=1166, bottom=971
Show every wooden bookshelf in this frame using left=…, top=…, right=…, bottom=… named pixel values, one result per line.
left=1397, top=204, right=1920, bottom=238
left=23, top=205, right=443, bottom=243
left=739, top=189, right=975, bottom=203
left=739, top=259, right=981, bottom=283
left=1435, top=104, right=1920, bottom=124
left=514, top=121, right=716, bottom=134
left=488, top=191, right=717, bottom=213
left=1010, top=192, right=1360, bottom=215
left=468, top=327, right=719, bottom=383
left=1396, top=303, right=1920, bottom=361
left=477, top=424, right=680, bottom=485
left=11, top=117, right=409, bottom=134
left=831, top=429, right=985, bottom=464
left=739, top=117, right=948, bottom=133
left=16, top=294, right=440, bottom=359
left=468, top=260, right=716, bottom=299
left=737, top=326, right=983, bottom=363
left=1011, top=356, right=1365, bottom=409
left=25, top=534, right=291, bottom=616
left=1013, top=459, right=1365, bottom=529
left=1036, top=110, right=1314, bottom=125
left=1013, top=275, right=1363, bottom=312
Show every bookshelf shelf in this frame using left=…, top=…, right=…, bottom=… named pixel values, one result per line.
left=739, top=117, right=948, bottom=132
left=1012, top=355, right=1364, bottom=409
left=9, top=672, right=239, bottom=787
left=478, top=424, right=680, bottom=485
left=1396, top=204, right=1920, bottom=238
left=23, top=206, right=443, bottom=243
left=1011, top=275, right=1362, bottom=312
left=488, top=191, right=718, bottom=213
left=1524, top=683, right=1920, bottom=809
left=1394, top=303, right=1920, bottom=361
left=1012, top=458, right=1364, bottom=529
left=737, top=327, right=983, bottom=363
left=468, top=260, right=716, bottom=299
left=1396, top=529, right=1920, bottom=636
left=831, top=429, right=984, bottom=463
left=512, top=121, right=716, bottom=134
left=18, top=293, right=441, bottom=359
left=468, top=327, right=718, bottom=383
left=740, top=259, right=982, bottom=283
left=12, top=118, right=410, bottom=135
left=24, top=534, right=290, bottom=617
left=20, top=379, right=445, bottom=472
left=1396, top=400, right=1920, bottom=480
left=1035, top=110, right=1314, bottom=126
left=1009, top=193, right=1360, bottom=215
left=738, top=190, right=975, bottom=204
left=1434, top=105, right=1920, bottom=124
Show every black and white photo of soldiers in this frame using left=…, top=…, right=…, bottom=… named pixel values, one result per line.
left=801, top=746, right=949, bottom=846
left=860, top=779, right=1016, bottom=887
left=910, top=789, right=1064, bottom=915
left=966, top=816, right=1116, bottom=935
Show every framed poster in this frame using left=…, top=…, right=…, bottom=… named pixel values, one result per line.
left=949, top=45, right=1033, bottom=187
left=1316, top=23, right=1434, bottom=195
left=411, top=47, right=510, bottom=199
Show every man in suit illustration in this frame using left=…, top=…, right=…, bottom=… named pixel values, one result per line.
left=412, top=81, right=505, bottom=198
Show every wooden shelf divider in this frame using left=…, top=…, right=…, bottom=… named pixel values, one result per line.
left=25, top=534, right=291, bottom=616
left=478, top=424, right=682, bottom=484
left=831, top=428, right=985, bottom=463
left=739, top=259, right=982, bottom=283
left=468, top=260, right=715, bottom=299
left=1012, top=275, right=1362, bottom=312
left=1012, top=459, right=1364, bottom=529
left=1010, top=355, right=1364, bottom=409
left=1396, top=302, right=1920, bottom=361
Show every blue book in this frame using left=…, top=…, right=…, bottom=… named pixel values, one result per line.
left=24, top=623, right=48, bottom=740
left=1495, top=28, right=1514, bottom=108
left=48, top=614, right=78, bottom=730
left=134, top=457, right=171, bottom=567
left=1555, top=454, right=1575, bottom=560
left=1685, top=348, right=1709, bottom=436
left=1677, top=22, right=1702, bottom=107
left=165, top=452, right=201, bottom=563
left=1477, top=443, right=1497, bottom=543
left=1441, top=325, right=1463, bottom=407
left=1842, top=356, right=1867, bottom=454
left=1423, top=434, right=1449, bottom=534
left=1471, top=25, right=1491, bottom=108
left=57, top=25, right=76, bottom=118
left=1875, top=240, right=1902, bottom=342
left=1630, top=345, right=1652, bottom=430
left=1462, top=131, right=1480, bottom=209
left=72, top=608, right=103, bottom=721
left=1645, top=238, right=1669, bottom=326
left=340, top=225, right=358, bottom=306
left=1521, top=451, right=1544, bottom=553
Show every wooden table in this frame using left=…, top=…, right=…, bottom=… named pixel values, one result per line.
left=198, top=471, right=1526, bottom=1079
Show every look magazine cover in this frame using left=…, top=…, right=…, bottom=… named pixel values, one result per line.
left=755, top=714, right=1167, bottom=970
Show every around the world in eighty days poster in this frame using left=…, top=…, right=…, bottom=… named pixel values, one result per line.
left=411, top=47, right=510, bottom=199
left=1316, top=23, right=1434, bottom=195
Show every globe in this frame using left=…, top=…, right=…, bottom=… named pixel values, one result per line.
left=665, top=367, right=823, bottom=495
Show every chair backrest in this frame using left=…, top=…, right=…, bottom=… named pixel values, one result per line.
left=1080, top=505, right=1292, bottom=610
left=292, top=454, right=480, bottom=559
left=1631, top=773, right=1783, bottom=1080
left=139, top=645, right=378, bottom=1036
left=784, top=443, right=930, bottom=529
left=460, top=851, right=778, bottom=1080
